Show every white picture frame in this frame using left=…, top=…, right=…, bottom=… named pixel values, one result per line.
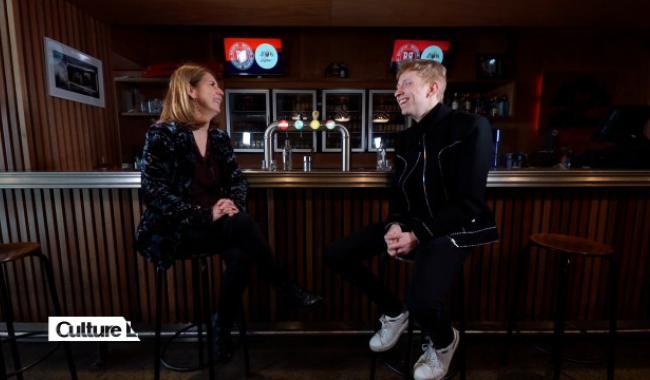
left=44, top=37, right=105, bottom=108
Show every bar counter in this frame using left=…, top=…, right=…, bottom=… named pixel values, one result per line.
left=1, top=169, right=649, bottom=188
left=1, top=169, right=649, bottom=332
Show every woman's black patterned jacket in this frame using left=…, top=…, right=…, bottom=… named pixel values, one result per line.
left=135, top=121, right=248, bottom=267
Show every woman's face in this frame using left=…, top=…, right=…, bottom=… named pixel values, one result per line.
left=189, top=73, right=224, bottom=119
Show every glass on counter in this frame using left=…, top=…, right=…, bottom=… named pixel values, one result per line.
left=225, top=89, right=270, bottom=152
left=367, top=90, right=407, bottom=152
left=321, top=89, right=366, bottom=152
left=272, top=89, right=318, bottom=152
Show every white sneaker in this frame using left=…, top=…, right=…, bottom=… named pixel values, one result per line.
left=413, top=336, right=443, bottom=380
left=368, top=311, right=409, bottom=352
left=435, top=327, right=460, bottom=379
left=413, top=328, right=459, bottom=380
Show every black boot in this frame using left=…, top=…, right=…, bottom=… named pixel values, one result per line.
left=278, top=282, right=323, bottom=309
left=211, top=313, right=235, bottom=363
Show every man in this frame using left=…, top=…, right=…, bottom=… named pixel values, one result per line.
left=325, top=59, right=498, bottom=380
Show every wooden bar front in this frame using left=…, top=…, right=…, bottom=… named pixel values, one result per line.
left=0, top=170, right=649, bottom=332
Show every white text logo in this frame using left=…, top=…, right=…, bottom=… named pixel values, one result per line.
left=48, top=317, right=140, bottom=342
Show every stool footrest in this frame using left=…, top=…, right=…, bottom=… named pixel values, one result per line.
left=0, top=331, right=40, bottom=343
left=4, top=342, right=62, bottom=377
left=160, top=323, right=211, bottom=372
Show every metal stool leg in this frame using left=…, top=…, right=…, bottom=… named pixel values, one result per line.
left=369, top=252, right=388, bottom=380
left=607, top=257, right=618, bottom=380
left=369, top=352, right=377, bottom=380
left=0, top=265, right=23, bottom=380
left=239, top=298, right=250, bottom=378
left=154, top=266, right=165, bottom=380
left=404, top=315, right=414, bottom=377
left=0, top=326, right=6, bottom=380
left=552, top=254, right=571, bottom=380
left=504, top=241, right=531, bottom=365
left=200, top=257, right=216, bottom=380
left=459, top=267, right=466, bottom=380
left=92, top=342, right=108, bottom=368
left=191, top=259, right=205, bottom=367
left=0, top=266, right=9, bottom=380
left=35, top=252, right=78, bottom=380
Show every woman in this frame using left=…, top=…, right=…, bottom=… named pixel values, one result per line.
left=135, top=64, right=321, bottom=362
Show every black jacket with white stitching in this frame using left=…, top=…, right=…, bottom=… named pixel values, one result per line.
left=388, top=103, right=498, bottom=248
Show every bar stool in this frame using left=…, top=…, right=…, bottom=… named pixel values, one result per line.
left=0, top=242, right=77, bottom=380
left=370, top=253, right=467, bottom=380
left=506, top=233, right=617, bottom=380
left=153, top=254, right=250, bottom=380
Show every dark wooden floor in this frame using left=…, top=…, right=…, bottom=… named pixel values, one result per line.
left=4, top=333, right=650, bottom=379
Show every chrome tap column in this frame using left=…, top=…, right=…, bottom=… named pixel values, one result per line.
left=262, top=120, right=351, bottom=171
left=263, top=121, right=280, bottom=170
left=334, top=123, right=351, bottom=171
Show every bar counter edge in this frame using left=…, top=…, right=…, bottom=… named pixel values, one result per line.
left=0, top=169, right=649, bottom=188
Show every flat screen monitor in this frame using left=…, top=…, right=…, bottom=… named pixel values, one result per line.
left=224, top=38, right=284, bottom=76
left=391, top=39, right=451, bottom=69
left=593, top=106, right=650, bottom=143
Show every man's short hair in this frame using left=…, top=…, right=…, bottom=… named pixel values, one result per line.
left=397, top=60, right=447, bottom=102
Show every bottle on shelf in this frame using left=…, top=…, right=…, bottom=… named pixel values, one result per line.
left=498, top=95, right=509, bottom=117
left=486, top=96, right=495, bottom=117
left=451, top=92, right=460, bottom=111
left=462, top=93, right=472, bottom=113
left=376, top=138, right=389, bottom=170
left=473, top=93, right=485, bottom=115
left=282, top=138, right=293, bottom=171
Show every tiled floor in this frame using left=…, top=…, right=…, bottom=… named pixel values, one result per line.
left=5, top=333, right=650, bottom=379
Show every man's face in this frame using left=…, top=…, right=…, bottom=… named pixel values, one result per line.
left=394, top=70, right=438, bottom=121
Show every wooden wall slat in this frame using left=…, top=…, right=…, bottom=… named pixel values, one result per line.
left=1, top=187, right=650, bottom=330
left=17, top=0, right=37, bottom=169
left=0, top=0, right=20, bottom=169
left=0, top=0, right=11, bottom=170
left=31, top=189, right=50, bottom=317
left=78, top=189, right=93, bottom=314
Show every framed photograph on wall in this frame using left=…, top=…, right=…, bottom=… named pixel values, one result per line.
left=44, top=37, right=105, bottom=107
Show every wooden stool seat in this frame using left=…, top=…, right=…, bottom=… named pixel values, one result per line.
left=0, top=242, right=40, bottom=263
left=530, top=233, right=614, bottom=257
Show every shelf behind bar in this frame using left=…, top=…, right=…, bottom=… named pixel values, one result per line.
left=1, top=170, right=650, bottom=189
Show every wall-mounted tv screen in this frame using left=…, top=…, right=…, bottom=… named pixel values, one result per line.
left=224, top=38, right=284, bottom=76
left=391, top=39, right=451, bottom=69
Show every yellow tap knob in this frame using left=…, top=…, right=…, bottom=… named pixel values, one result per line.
left=310, top=110, right=321, bottom=130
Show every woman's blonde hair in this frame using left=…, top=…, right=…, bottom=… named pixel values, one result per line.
left=159, top=64, right=215, bottom=127
left=397, top=60, right=447, bottom=102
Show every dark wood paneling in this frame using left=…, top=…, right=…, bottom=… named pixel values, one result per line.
left=0, top=0, right=29, bottom=170
left=5, top=0, right=120, bottom=170
left=1, top=187, right=649, bottom=329
left=66, top=0, right=650, bottom=28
